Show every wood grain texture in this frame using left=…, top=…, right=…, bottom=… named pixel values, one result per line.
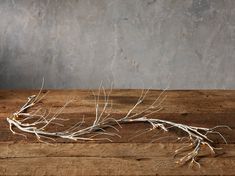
left=0, top=90, right=235, bottom=175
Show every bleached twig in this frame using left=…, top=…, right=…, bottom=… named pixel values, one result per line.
left=6, top=83, right=231, bottom=168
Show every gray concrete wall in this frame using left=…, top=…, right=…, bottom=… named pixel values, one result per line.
left=0, top=0, right=235, bottom=89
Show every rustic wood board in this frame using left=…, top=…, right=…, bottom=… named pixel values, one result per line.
left=0, top=90, right=234, bottom=175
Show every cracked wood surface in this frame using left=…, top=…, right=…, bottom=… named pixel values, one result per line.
left=0, top=90, right=235, bottom=175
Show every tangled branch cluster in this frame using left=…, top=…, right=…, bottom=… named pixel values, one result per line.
left=6, top=82, right=231, bottom=168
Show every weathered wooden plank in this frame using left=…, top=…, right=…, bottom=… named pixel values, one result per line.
left=1, top=156, right=235, bottom=175
left=0, top=90, right=235, bottom=175
left=0, top=90, right=235, bottom=143
left=1, top=90, right=235, bottom=114
left=1, top=90, right=235, bottom=123
left=0, top=143, right=234, bottom=158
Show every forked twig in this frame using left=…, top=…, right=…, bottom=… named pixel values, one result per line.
left=7, top=82, right=120, bottom=143
left=116, top=89, right=231, bottom=168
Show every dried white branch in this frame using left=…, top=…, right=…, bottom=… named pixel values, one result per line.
left=6, top=83, right=231, bottom=168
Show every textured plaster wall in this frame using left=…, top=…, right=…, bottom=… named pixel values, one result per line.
left=0, top=0, right=235, bottom=89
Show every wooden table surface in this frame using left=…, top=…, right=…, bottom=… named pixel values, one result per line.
left=0, top=90, right=234, bottom=175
